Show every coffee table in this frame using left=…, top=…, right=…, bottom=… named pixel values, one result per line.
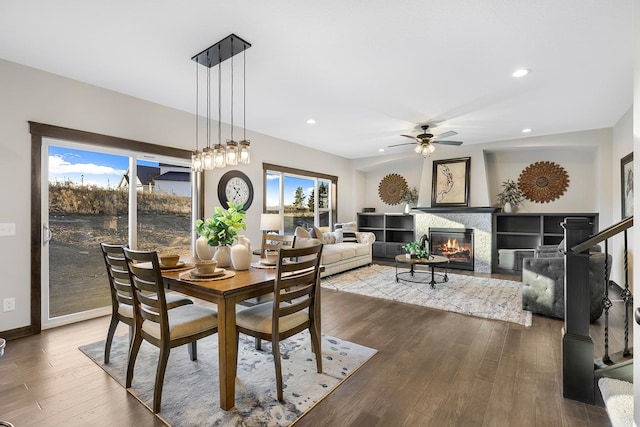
left=395, top=254, right=449, bottom=288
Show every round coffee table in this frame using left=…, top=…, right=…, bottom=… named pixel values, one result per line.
left=395, top=254, right=449, bottom=289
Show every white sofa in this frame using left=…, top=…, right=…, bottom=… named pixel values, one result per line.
left=294, top=226, right=376, bottom=278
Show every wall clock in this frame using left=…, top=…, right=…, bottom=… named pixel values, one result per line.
left=218, top=170, right=254, bottom=210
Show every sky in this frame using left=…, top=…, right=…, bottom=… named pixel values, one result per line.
left=266, top=174, right=316, bottom=208
left=48, top=146, right=158, bottom=188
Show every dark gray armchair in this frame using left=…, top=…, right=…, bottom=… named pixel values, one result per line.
left=521, top=245, right=610, bottom=322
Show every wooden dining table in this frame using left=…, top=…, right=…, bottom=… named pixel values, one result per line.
left=160, top=261, right=279, bottom=411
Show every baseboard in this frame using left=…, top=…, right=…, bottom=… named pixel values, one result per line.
left=1, top=325, right=33, bottom=341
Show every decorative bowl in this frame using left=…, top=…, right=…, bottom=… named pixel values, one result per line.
left=160, top=254, right=180, bottom=267
left=196, top=259, right=218, bottom=274
left=264, top=250, right=278, bottom=264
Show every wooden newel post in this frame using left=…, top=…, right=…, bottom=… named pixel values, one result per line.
left=561, top=217, right=595, bottom=403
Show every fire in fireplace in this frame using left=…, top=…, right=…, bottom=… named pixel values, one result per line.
left=428, top=228, right=474, bottom=271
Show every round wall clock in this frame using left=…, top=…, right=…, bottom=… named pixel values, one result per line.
left=378, top=173, right=407, bottom=205
left=218, top=170, right=254, bottom=210
left=517, top=161, right=569, bottom=203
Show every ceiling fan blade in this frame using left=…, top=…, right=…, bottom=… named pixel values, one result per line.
left=388, top=142, right=417, bottom=147
left=433, top=140, right=463, bottom=146
left=435, top=130, right=458, bottom=139
left=400, top=134, right=417, bottom=140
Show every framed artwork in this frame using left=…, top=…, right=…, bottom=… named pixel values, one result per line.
left=621, top=152, right=633, bottom=219
left=431, top=157, right=471, bottom=207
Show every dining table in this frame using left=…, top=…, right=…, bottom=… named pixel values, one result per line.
left=160, top=258, right=313, bottom=411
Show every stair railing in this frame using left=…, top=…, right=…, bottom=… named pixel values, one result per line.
left=562, top=216, right=633, bottom=404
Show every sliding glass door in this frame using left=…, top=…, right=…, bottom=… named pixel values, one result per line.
left=42, top=140, right=192, bottom=328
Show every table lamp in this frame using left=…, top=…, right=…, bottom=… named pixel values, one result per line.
left=260, top=213, right=281, bottom=234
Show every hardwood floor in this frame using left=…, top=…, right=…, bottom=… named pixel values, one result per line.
left=0, top=269, right=622, bottom=426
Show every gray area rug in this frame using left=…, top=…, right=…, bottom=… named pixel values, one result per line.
left=322, top=264, right=532, bottom=326
left=80, top=332, right=376, bottom=426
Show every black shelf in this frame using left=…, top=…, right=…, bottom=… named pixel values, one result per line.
left=357, top=213, right=415, bottom=261
left=492, top=213, right=598, bottom=272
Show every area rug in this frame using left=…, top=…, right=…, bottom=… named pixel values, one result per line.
left=79, top=332, right=376, bottom=426
left=322, top=264, right=532, bottom=326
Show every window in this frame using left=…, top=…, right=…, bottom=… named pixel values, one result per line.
left=263, top=163, right=337, bottom=235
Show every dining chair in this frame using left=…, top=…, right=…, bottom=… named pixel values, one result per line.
left=122, top=247, right=218, bottom=413
left=236, top=243, right=323, bottom=402
left=260, top=233, right=296, bottom=257
left=100, top=243, right=193, bottom=364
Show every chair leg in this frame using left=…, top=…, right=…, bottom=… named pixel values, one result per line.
left=187, top=340, right=197, bottom=361
left=272, top=337, right=284, bottom=402
left=309, top=323, right=323, bottom=373
left=255, top=337, right=262, bottom=350
left=104, top=315, right=119, bottom=364
left=126, top=332, right=143, bottom=388
left=153, top=345, right=170, bottom=413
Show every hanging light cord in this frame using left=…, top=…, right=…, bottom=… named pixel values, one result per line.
left=243, top=47, right=246, bottom=141
left=230, top=43, right=234, bottom=141
left=195, top=59, right=199, bottom=151
left=218, top=45, right=222, bottom=145
left=206, top=64, right=211, bottom=149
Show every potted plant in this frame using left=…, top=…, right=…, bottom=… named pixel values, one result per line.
left=402, top=241, right=429, bottom=259
left=496, top=179, right=525, bottom=213
left=400, top=186, right=419, bottom=213
left=195, top=202, right=246, bottom=266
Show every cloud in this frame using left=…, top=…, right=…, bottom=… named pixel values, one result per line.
left=49, top=155, right=125, bottom=176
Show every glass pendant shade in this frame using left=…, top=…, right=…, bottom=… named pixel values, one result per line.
left=213, top=144, right=226, bottom=168
left=201, top=147, right=214, bottom=170
left=191, top=150, right=203, bottom=172
left=226, top=140, right=239, bottom=165
left=239, top=140, right=250, bottom=164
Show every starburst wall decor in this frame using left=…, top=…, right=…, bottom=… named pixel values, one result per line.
left=517, top=161, right=569, bottom=203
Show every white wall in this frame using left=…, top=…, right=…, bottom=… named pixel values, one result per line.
left=0, top=58, right=356, bottom=332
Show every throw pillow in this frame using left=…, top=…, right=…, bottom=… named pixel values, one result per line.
left=312, top=226, right=324, bottom=240
left=342, top=221, right=357, bottom=233
left=334, top=228, right=344, bottom=243
left=295, top=226, right=311, bottom=239
left=343, top=231, right=357, bottom=242
left=321, top=232, right=336, bottom=245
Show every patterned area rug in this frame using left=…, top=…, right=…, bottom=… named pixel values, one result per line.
left=322, top=264, right=532, bottom=326
left=79, top=332, right=376, bottom=426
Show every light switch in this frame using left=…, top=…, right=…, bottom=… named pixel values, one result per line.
left=0, top=223, right=16, bottom=236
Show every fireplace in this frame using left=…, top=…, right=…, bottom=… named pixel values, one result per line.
left=429, top=228, right=474, bottom=271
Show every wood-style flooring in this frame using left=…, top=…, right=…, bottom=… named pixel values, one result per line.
left=0, top=269, right=623, bottom=426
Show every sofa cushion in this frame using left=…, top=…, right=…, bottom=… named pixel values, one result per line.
left=321, top=232, right=336, bottom=245
left=321, top=244, right=343, bottom=264
left=334, top=228, right=343, bottom=243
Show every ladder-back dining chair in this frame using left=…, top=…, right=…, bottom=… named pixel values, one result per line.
left=236, top=243, right=323, bottom=402
left=122, top=247, right=219, bottom=413
left=100, top=243, right=193, bottom=364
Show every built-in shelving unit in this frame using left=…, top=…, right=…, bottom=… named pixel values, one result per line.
left=492, top=213, right=599, bottom=271
left=357, top=213, right=415, bottom=260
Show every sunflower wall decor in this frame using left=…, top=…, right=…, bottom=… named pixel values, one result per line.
left=517, top=161, right=569, bottom=203
left=378, top=173, right=407, bottom=205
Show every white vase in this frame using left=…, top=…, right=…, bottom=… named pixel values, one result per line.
left=404, top=203, right=411, bottom=214
left=214, top=245, right=232, bottom=268
left=195, top=236, right=216, bottom=260
left=231, top=235, right=252, bottom=271
left=503, top=202, right=513, bottom=213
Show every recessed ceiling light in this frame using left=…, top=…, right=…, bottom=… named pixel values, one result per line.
left=378, top=148, right=385, bottom=152
left=512, top=68, right=531, bottom=78
left=306, top=119, right=316, bottom=124
left=522, top=128, right=532, bottom=133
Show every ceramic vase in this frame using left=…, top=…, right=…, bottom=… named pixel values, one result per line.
left=503, top=202, right=513, bottom=213
left=214, top=245, right=232, bottom=268
left=404, top=203, right=411, bottom=214
left=231, top=235, right=252, bottom=271
left=195, top=236, right=216, bottom=260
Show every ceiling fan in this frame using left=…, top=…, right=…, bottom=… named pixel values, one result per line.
left=389, top=124, right=463, bottom=155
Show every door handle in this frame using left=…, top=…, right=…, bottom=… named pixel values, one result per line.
left=635, top=307, right=640, bottom=326
left=43, top=224, right=53, bottom=244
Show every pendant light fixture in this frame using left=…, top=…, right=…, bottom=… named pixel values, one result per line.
left=191, top=34, right=251, bottom=172
left=239, top=48, right=251, bottom=164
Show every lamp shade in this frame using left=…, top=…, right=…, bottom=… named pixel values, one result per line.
left=260, top=213, right=280, bottom=232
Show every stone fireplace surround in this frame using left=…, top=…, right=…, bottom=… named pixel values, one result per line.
left=414, top=207, right=499, bottom=273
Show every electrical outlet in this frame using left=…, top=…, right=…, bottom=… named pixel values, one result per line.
left=3, top=298, right=15, bottom=312
left=0, top=223, right=16, bottom=237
